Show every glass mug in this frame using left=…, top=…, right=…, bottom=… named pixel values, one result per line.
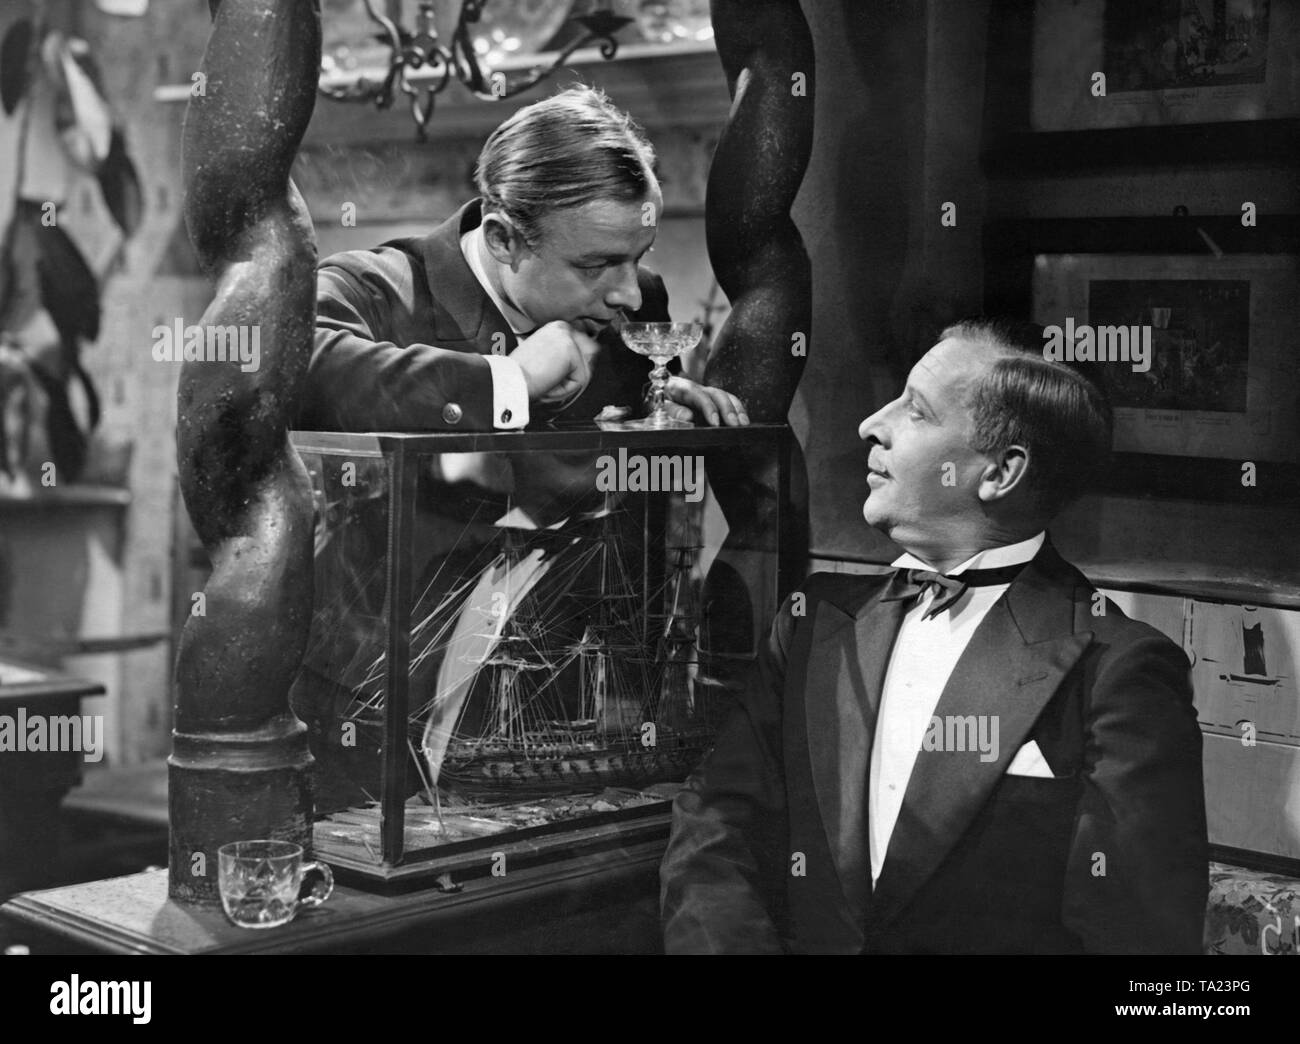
left=217, top=840, right=334, bottom=929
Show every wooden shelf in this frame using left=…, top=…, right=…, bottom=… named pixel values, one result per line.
left=0, top=653, right=106, bottom=702
left=155, top=40, right=729, bottom=142
left=1080, top=562, right=1300, bottom=611
left=804, top=553, right=1300, bottom=610
left=0, top=486, right=131, bottom=510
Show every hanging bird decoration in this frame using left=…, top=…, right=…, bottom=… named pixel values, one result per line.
left=0, top=16, right=143, bottom=490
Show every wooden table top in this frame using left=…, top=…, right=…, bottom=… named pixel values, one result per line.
left=0, top=655, right=105, bottom=702
left=0, top=837, right=667, bottom=955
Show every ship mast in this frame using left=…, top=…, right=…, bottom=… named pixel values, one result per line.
left=654, top=544, right=702, bottom=730
left=578, top=491, right=639, bottom=745
left=479, top=525, right=551, bottom=754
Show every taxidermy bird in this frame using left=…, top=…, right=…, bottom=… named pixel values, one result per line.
left=0, top=16, right=142, bottom=489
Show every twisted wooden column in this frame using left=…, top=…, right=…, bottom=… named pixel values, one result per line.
left=704, top=0, right=814, bottom=419
left=169, top=0, right=320, bottom=903
left=703, top=0, right=814, bottom=593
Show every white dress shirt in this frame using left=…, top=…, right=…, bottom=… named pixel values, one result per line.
left=867, top=531, right=1046, bottom=886
left=459, top=225, right=530, bottom=430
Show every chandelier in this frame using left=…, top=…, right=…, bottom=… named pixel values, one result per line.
left=317, top=1, right=634, bottom=138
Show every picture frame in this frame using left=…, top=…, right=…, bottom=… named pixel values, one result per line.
left=980, top=0, right=1300, bottom=174
left=1030, top=0, right=1300, bottom=133
left=983, top=214, right=1300, bottom=503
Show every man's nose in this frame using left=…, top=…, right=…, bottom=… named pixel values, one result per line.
left=604, top=263, right=642, bottom=313
left=859, top=408, right=886, bottom=442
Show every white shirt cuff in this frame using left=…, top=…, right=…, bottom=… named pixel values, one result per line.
left=483, top=354, right=529, bottom=429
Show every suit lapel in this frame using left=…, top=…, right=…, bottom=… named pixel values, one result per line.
left=804, top=581, right=904, bottom=927
left=415, top=199, right=518, bottom=354
left=864, top=546, right=1092, bottom=932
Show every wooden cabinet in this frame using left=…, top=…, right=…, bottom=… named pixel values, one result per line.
left=0, top=658, right=105, bottom=901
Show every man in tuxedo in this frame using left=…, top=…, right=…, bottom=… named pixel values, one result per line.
left=660, top=317, right=1209, bottom=954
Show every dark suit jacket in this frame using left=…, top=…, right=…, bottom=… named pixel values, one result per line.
left=660, top=539, right=1209, bottom=954
left=297, top=198, right=669, bottom=433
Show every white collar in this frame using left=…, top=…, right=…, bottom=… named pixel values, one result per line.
left=459, top=224, right=534, bottom=335
left=891, top=531, right=1046, bottom=575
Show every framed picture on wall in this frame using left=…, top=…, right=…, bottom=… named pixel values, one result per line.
left=984, top=214, right=1300, bottom=503
left=980, top=0, right=1300, bottom=173
left=1033, top=254, right=1297, bottom=467
left=1030, top=0, right=1300, bottom=131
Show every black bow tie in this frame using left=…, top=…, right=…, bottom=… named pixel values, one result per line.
left=882, top=562, right=1029, bottom=620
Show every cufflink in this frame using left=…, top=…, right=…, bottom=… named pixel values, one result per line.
left=442, top=402, right=462, bottom=425
left=500, top=408, right=512, bottom=424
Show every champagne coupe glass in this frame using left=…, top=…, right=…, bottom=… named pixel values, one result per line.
left=617, top=321, right=703, bottom=429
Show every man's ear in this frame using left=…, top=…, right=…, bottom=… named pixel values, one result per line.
left=977, top=445, right=1030, bottom=504
left=482, top=212, right=528, bottom=269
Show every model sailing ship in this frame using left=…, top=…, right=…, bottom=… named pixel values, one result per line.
left=346, top=491, right=725, bottom=799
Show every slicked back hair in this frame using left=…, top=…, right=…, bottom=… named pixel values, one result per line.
left=941, top=317, right=1114, bottom=517
left=474, top=85, right=658, bottom=248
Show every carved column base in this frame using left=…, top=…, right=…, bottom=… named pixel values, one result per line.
left=167, top=714, right=314, bottom=903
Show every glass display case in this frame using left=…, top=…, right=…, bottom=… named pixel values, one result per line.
left=289, top=423, right=791, bottom=882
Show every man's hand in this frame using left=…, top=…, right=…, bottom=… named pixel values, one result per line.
left=661, top=375, right=750, bottom=426
left=511, top=321, right=602, bottom=404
